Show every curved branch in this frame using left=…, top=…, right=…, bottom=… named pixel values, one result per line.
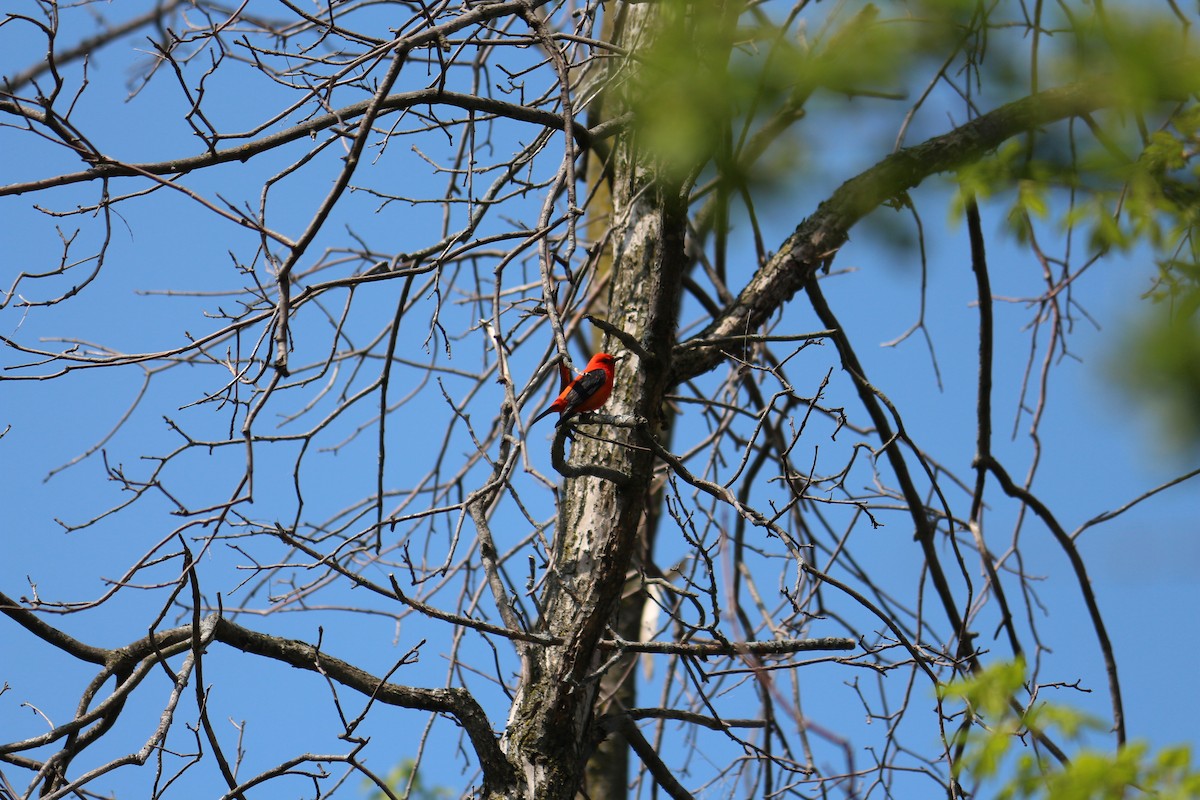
left=0, top=597, right=515, bottom=792
left=980, top=456, right=1125, bottom=747
left=549, top=420, right=635, bottom=485
left=670, top=77, right=1180, bottom=383
left=0, top=590, right=109, bottom=665
left=208, top=617, right=514, bottom=784
left=0, top=88, right=605, bottom=197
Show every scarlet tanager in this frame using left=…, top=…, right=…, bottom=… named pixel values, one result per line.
left=530, top=352, right=617, bottom=426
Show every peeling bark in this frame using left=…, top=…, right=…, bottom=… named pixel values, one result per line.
left=499, top=4, right=702, bottom=795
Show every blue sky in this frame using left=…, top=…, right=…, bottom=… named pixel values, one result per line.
left=2, top=1, right=1198, bottom=797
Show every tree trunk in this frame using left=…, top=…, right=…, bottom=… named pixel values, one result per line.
left=500, top=37, right=679, bottom=800
left=498, top=4, right=733, bottom=797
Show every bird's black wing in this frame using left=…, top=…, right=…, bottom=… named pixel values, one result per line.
left=561, top=367, right=607, bottom=414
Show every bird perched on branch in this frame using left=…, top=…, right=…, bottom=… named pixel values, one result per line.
left=530, top=352, right=617, bottom=426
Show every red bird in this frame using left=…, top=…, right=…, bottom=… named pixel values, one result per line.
left=530, top=352, right=617, bottom=426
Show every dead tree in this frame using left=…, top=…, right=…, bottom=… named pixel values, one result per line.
left=3, top=2, right=1198, bottom=799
